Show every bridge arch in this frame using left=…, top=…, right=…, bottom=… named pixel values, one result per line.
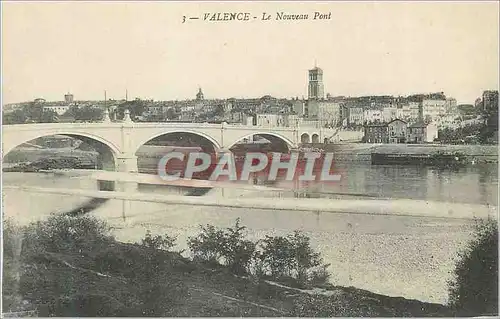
left=300, top=133, right=310, bottom=144
left=2, top=131, right=121, bottom=158
left=311, top=133, right=320, bottom=144
left=226, top=132, right=295, bottom=152
left=3, top=131, right=120, bottom=191
left=133, top=129, right=222, bottom=155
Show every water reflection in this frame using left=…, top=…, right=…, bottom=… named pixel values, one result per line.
left=284, top=162, right=498, bottom=205
left=143, top=161, right=498, bottom=205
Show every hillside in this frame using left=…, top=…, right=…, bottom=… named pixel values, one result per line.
left=4, top=220, right=453, bottom=317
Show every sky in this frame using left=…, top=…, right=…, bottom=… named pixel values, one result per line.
left=2, top=1, right=499, bottom=105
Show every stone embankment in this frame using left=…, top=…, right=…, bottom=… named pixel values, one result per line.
left=325, top=143, right=498, bottom=163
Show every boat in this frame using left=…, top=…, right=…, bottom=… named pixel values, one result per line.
left=371, top=151, right=467, bottom=168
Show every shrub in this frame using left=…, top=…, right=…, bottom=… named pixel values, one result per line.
left=188, top=218, right=256, bottom=275
left=22, top=214, right=112, bottom=256
left=288, top=230, right=324, bottom=285
left=141, top=230, right=176, bottom=251
left=188, top=224, right=226, bottom=264
left=259, top=230, right=330, bottom=287
left=308, top=264, right=332, bottom=287
left=18, top=215, right=187, bottom=317
left=259, top=235, right=295, bottom=278
left=188, top=221, right=331, bottom=287
left=2, top=219, right=27, bottom=312
left=220, top=219, right=256, bottom=275
left=448, top=217, right=498, bottom=316
left=133, top=231, right=187, bottom=316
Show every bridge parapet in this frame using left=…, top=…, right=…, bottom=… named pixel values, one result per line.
left=3, top=122, right=350, bottom=161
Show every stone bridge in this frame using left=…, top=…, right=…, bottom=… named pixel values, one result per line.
left=2, top=119, right=344, bottom=176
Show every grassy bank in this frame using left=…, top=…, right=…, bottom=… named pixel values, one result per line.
left=8, top=214, right=495, bottom=317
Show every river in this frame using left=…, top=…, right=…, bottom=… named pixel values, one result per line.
left=3, top=162, right=498, bottom=305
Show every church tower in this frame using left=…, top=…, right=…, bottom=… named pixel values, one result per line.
left=196, top=87, right=204, bottom=101
left=308, top=65, right=324, bottom=100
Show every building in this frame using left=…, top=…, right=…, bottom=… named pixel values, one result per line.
left=34, top=98, right=46, bottom=104
left=422, top=99, right=446, bottom=121
left=194, top=101, right=206, bottom=112
left=223, top=100, right=233, bottom=113
left=382, top=106, right=398, bottom=122
left=145, top=103, right=162, bottom=116
left=279, top=114, right=299, bottom=127
left=482, top=90, right=499, bottom=112
left=407, top=122, right=438, bottom=143
left=364, top=123, right=388, bottom=143
left=445, top=97, right=458, bottom=115
left=387, top=119, right=407, bottom=144
left=196, top=87, right=204, bottom=101
left=308, top=66, right=324, bottom=100
left=364, top=119, right=408, bottom=144
left=64, top=93, right=74, bottom=104
left=346, top=106, right=364, bottom=126
left=256, top=114, right=282, bottom=127
left=292, top=99, right=306, bottom=116
left=364, top=109, right=383, bottom=124
left=475, top=97, right=483, bottom=108
left=43, top=105, right=70, bottom=115
left=435, top=115, right=459, bottom=129
left=307, top=100, right=341, bottom=127
left=254, top=113, right=300, bottom=128
left=228, top=111, right=246, bottom=124
left=409, top=102, right=421, bottom=121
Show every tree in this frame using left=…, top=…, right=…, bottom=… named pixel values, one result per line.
left=214, top=104, right=225, bottom=117
left=288, top=231, right=323, bottom=284
left=448, top=218, right=498, bottom=316
left=2, top=219, right=25, bottom=312
left=22, top=215, right=112, bottom=256
left=3, top=109, right=28, bottom=124
left=165, top=107, right=177, bottom=120
left=63, top=105, right=79, bottom=118
left=457, top=104, right=476, bottom=116
left=259, top=231, right=330, bottom=287
left=116, top=99, right=146, bottom=120
left=260, top=235, right=295, bottom=278
left=72, top=107, right=103, bottom=122
left=220, top=219, right=256, bottom=275
left=3, top=103, right=58, bottom=124
left=479, top=101, right=499, bottom=144
left=141, top=231, right=176, bottom=251
left=39, top=110, right=59, bottom=123
left=188, top=224, right=226, bottom=264
left=188, top=219, right=256, bottom=274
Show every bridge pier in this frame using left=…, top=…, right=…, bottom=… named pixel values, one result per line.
left=116, top=154, right=139, bottom=192
left=114, top=153, right=138, bottom=221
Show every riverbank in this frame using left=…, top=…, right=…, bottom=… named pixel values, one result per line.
left=326, top=143, right=498, bottom=163
left=3, top=147, right=98, bottom=164
left=4, top=165, right=496, bottom=305
left=3, top=215, right=454, bottom=317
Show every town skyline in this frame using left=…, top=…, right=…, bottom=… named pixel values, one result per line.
left=2, top=2, right=499, bottom=105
